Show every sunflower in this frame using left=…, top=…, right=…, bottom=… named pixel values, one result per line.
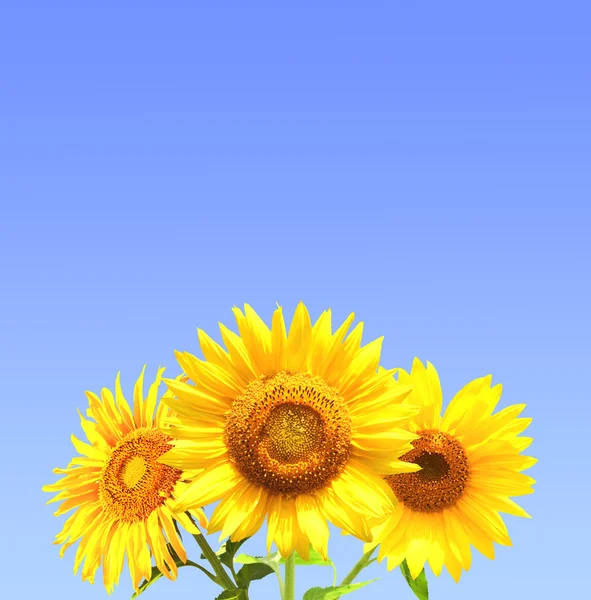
left=43, top=368, right=207, bottom=594
left=159, top=302, right=421, bottom=560
left=368, top=358, right=536, bottom=581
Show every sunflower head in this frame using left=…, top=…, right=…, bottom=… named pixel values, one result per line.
left=159, top=302, right=421, bottom=560
left=43, top=368, right=207, bottom=594
left=369, top=358, right=536, bottom=581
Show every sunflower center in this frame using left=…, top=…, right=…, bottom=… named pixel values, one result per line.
left=385, top=429, right=469, bottom=512
left=264, top=403, right=324, bottom=462
left=415, top=452, right=450, bottom=481
left=99, top=428, right=182, bottom=523
left=122, top=455, right=147, bottom=488
left=225, top=370, right=352, bottom=496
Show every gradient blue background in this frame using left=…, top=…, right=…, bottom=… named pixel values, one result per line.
left=1, top=2, right=589, bottom=599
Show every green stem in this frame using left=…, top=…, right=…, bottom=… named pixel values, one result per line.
left=339, top=547, right=377, bottom=586
left=276, top=568, right=285, bottom=600
left=187, top=514, right=236, bottom=591
left=284, top=551, right=296, bottom=600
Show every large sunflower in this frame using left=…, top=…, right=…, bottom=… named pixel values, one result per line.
left=369, top=358, right=536, bottom=581
left=159, top=302, right=421, bottom=560
left=43, top=368, right=207, bottom=594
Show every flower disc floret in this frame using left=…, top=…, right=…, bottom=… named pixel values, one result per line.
left=225, top=371, right=352, bottom=496
left=385, top=429, right=469, bottom=512
left=99, top=427, right=183, bottom=522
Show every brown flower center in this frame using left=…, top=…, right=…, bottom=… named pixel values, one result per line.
left=385, top=429, right=469, bottom=512
left=99, top=428, right=182, bottom=522
left=224, top=371, right=352, bottom=496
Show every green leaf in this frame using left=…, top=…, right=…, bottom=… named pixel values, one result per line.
left=131, top=544, right=220, bottom=598
left=302, top=579, right=378, bottom=600
left=399, top=560, right=429, bottom=600
left=201, top=537, right=250, bottom=571
left=234, top=552, right=282, bottom=578
left=235, top=562, right=276, bottom=588
left=214, top=589, right=248, bottom=600
left=279, top=547, right=338, bottom=586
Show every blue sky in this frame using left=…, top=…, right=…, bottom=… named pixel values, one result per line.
left=1, top=2, right=589, bottom=599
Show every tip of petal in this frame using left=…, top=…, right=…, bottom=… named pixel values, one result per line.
left=411, top=357, right=426, bottom=371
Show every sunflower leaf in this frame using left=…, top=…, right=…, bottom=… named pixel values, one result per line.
left=302, top=579, right=378, bottom=600
left=278, top=547, right=338, bottom=586
left=399, top=560, right=429, bottom=600
left=201, top=538, right=251, bottom=571
left=131, top=544, right=221, bottom=598
left=234, top=552, right=282, bottom=578
left=235, top=562, right=276, bottom=588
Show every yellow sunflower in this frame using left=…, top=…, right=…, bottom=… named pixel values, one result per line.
left=43, top=368, right=207, bottom=594
left=369, top=358, right=536, bottom=581
left=159, top=302, right=421, bottom=560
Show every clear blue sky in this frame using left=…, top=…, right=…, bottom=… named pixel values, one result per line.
left=1, top=2, right=589, bottom=599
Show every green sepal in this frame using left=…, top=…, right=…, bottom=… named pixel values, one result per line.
left=399, top=559, right=429, bottom=600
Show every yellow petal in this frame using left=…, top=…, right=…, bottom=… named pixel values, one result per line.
left=133, top=365, right=147, bottom=428
left=271, top=305, right=287, bottom=372
left=176, top=351, right=243, bottom=398
left=295, top=494, right=330, bottom=561
left=406, top=359, right=442, bottom=429
left=442, top=509, right=472, bottom=570
left=442, top=376, right=501, bottom=435
left=230, top=490, right=270, bottom=541
left=333, top=460, right=396, bottom=517
left=146, top=511, right=176, bottom=580
left=174, top=460, right=243, bottom=511
left=338, top=337, right=384, bottom=397
left=142, top=367, right=166, bottom=428
left=316, top=487, right=372, bottom=542
left=307, top=310, right=333, bottom=376
left=315, top=312, right=356, bottom=379
left=159, top=506, right=186, bottom=563
left=266, top=494, right=282, bottom=554
left=461, top=404, right=527, bottom=449
left=208, top=480, right=263, bottom=539
left=163, top=376, right=231, bottom=415
left=70, top=434, right=108, bottom=461
left=285, top=301, right=312, bottom=372
left=274, top=496, right=298, bottom=557
left=218, top=322, right=258, bottom=380
left=113, top=372, right=136, bottom=431
left=233, top=304, right=273, bottom=375
left=376, top=507, right=412, bottom=561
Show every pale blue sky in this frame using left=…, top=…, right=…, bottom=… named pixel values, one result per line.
left=1, top=2, right=589, bottom=599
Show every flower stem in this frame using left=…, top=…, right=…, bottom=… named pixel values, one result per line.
left=339, top=547, right=377, bottom=586
left=276, top=568, right=285, bottom=600
left=187, top=514, right=236, bottom=591
left=284, top=551, right=296, bottom=600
